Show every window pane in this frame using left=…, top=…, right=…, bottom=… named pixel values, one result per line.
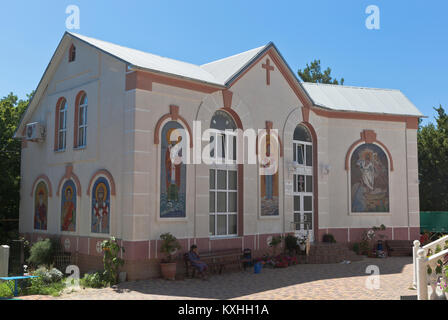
left=304, top=212, right=312, bottom=230
left=304, top=196, right=312, bottom=211
left=294, top=125, right=311, bottom=142
left=217, top=170, right=227, bottom=190
left=78, top=128, right=84, bottom=146
left=228, top=171, right=237, bottom=190
left=294, top=213, right=301, bottom=230
left=217, top=215, right=227, bottom=235
left=293, top=175, right=297, bottom=193
left=79, top=107, right=84, bottom=125
left=297, top=145, right=304, bottom=164
left=294, top=196, right=300, bottom=211
left=306, top=176, right=313, bottom=193
left=228, top=214, right=237, bottom=235
left=293, top=143, right=297, bottom=162
left=209, top=192, right=215, bottom=213
left=306, top=145, right=312, bottom=166
left=209, top=169, right=215, bottom=189
left=232, top=136, right=237, bottom=161
left=209, top=215, right=215, bottom=236
left=217, top=192, right=227, bottom=212
left=228, top=192, right=237, bottom=212
left=298, top=175, right=305, bottom=192
left=210, top=135, right=215, bottom=158
left=59, top=111, right=65, bottom=129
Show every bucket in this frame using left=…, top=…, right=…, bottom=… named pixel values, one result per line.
left=254, top=262, right=262, bottom=274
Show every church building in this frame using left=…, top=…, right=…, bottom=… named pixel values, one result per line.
left=15, top=32, right=423, bottom=279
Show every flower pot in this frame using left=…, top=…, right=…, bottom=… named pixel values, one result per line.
left=160, top=262, right=177, bottom=280
left=299, top=244, right=306, bottom=251
left=444, top=292, right=448, bottom=300
left=119, top=272, right=127, bottom=283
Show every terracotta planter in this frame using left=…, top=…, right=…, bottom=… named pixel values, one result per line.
left=160, top=262, right=177, bottom=280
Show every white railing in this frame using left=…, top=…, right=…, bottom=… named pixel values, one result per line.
left=413, top=235, right=448, bottom=300
left=413, top=235, right=448, bottom=288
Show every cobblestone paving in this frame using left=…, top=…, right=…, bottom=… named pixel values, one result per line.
left=21, top=257, right=415, bottom=300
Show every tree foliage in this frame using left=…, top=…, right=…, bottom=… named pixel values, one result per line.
left=0, top=92, right=30, bottom=243
left=418, top=105, right=448, bottom=211
left=298, top=59, right=344, bottom=85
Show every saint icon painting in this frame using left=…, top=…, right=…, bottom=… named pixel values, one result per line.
left=61, top=180, right=76, bottom=231
left=91, top=177, right=110, bottom=233
left=351, top=143, right=389, bottom=212
left=160, top=121, right=186, bottom=218
left=34, top=181, right=48, bottom=230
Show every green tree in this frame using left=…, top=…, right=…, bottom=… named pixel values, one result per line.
left=0, top=92, right=30, bottom=243
left=298, top=59, right=344, bottom=85
left=418, top=105, right=448, bottom=211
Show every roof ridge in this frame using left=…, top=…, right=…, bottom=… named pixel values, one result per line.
left=302, top=81, right=401, bottom=92
left=201, top=44, right=269, bottom=67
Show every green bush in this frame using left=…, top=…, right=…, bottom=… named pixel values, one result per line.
left=27, top=239, right=54, bottom=268
left=284, top=234, right=299, bottom=254
left=322, top=234, right=336, bottom=243
left=23, top=276, right=65, bottom=297
left=352, top=242, right=360, bottom=255
left=34, top=267, right=64, bottom=284
left=80, top=272, right=108, bottom=289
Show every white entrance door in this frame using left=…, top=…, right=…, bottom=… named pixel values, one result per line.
left=293, top=174, right=314, bottom=242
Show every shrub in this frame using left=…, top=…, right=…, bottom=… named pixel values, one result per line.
left=269, top=236, right=283, bottom=256
left=23, top=276, right=65, bottom=297
left=160, top=233, right=181, bottom=263
left=101, top=237, right=125, bottom=285
left=34, top=267, right=64, bottom=284
left=352, top=242, right=360, bottom=255
left=27, top=239, right=54, bottom=268
left=80, top=272, right=108, bottom=289
left=322, top=234, right=336, bottom=243
left=284, top=234, right=299, bottom=255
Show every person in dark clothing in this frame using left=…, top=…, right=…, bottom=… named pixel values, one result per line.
left=188, top=245, right=208, bottom=279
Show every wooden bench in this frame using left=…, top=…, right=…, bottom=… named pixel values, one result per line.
left=184, top=249, right=252, bottom=278
left=385, top=240, right=412, bottom=257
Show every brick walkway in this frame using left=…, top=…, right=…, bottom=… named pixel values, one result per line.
left=20, top=257, right=415, bottom=300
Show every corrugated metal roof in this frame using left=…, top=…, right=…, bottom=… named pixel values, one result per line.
left=301, top=82, right=423, bottom=117
left=201, top=45, right=268, bottom=85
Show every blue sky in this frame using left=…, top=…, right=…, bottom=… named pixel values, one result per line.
left=1, top=0, right=446, bottom=125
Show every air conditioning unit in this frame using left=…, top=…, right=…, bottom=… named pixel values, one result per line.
left=25, top=122, right=46, bottom=142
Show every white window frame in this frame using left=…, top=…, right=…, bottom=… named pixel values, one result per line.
left=77, top=94, right=88, bottom=147
left=58, top=101, right=67, bottom=151
left=209, top=167, right=238, bottom=238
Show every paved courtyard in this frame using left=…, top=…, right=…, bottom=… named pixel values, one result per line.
left=23, top=257, right=416, bottom=300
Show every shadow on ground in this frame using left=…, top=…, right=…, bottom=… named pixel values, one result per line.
left=110, top=257, right=412, bottom=299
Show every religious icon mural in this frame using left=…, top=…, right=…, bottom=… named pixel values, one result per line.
left=260, top=134, right=279, bottom=216
left=34, top=181, right=48, bottom=230
left=61, top=180, right=76, bottom=231
left=91, top=177, right=110, bottom=233
left=160, top=121, right=186, bottom=218
left=351, top=143, right=389, bottom=212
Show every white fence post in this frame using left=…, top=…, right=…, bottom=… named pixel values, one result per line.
left=0, top=245, right=10, bottom=277
left=417, top=248, right=428, bottom=300
left=412, top=240, right=420, bottom=289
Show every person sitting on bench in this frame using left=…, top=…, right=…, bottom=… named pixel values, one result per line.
left=188, top=245, right=208, bottom=279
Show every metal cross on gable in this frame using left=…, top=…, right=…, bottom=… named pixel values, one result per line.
left=262, top=58, right=274, bottom=85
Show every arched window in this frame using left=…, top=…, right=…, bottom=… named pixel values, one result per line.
left=55, top=98, right=68, bottom=151
left=91, top=177, right=110, bottom=233
left=209, top=110, right=238, bottom=236
left=34, top=181, right=48, bottom=230
left=61, top=180, right=77, bottom=232
left=292, top=124, right=313, bottom=237
left=160, top=121, right=187, bottom=218
left=350, top=143, right=389, bottom=212
left=75, top=92, right=88, bottom=148
left=69, top=44, right=76, bottom=62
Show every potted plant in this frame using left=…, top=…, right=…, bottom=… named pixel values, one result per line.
left=159, top=233, right=181, bottom=280
left=298, top=235, right=307, bottom=251
left=269, top=236, right=283, bottom=256
left=284, top=234, right=299, bottom=255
